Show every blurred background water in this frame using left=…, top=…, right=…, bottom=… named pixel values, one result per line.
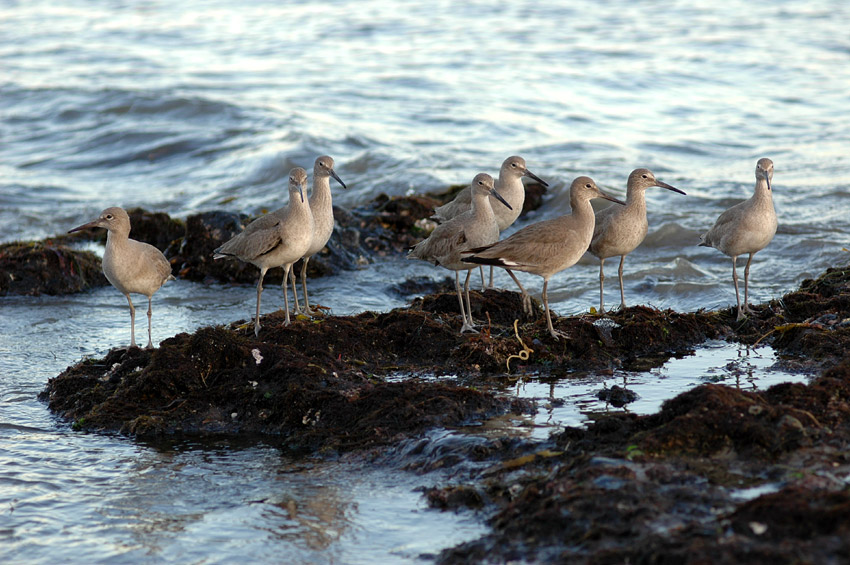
left=1, top=0, right=848, bottom=562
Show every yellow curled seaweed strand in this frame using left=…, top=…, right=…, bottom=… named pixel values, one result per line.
left=506, top=319, right=534, bottom=373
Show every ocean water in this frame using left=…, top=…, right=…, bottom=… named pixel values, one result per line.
left=1, top=0, right=848, bottom=562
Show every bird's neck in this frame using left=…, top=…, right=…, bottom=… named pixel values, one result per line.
left=471, top=194, right=496, bottom=221
left=625, top=188, right=646, bottom=213
left=497, top=172, right=522, bottom=192
left=310, top=176, right=332, bottom=207
left=105, top=228, right=129, bottom=248
left=289, top=193, right=313, bottom=220
left=754, top=178, right=772, bottom=201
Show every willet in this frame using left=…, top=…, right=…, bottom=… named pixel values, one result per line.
left=289, top=155, right=346, bottom=316
left=463, top=176, right=625, bottom=340
left=700, top=158, right=776, bottom=321
left=214, top=167, right=314, bottom=335
left=433, top=156, right=549, bottom=288
left=408, top=173, right=512, bottom=333
left=68, top=207, right=175, bottom=349
left=589, top=168, right=685, bottom=313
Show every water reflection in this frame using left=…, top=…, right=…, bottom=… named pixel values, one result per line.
left=505, top=341, right=808, bottom=438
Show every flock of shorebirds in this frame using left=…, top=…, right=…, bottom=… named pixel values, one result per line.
left=68, top=155, right=777, bottom=347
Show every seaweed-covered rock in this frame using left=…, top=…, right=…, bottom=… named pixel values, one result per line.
left=39, top=319, right=522, bottom=453
left=438, top=365, right=850, bottom=564
left=0, top=241, right=106, bottom=296
left=166, top=210, right=251, bottom=283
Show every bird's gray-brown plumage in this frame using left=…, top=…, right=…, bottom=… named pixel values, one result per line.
left=409, top=172, right=512, bottom=333
left=433, top=156, right=549, bottom=289
left=68, top=206, right=175, bottom=349
left=214, top=167, right=314, bottom=335
left=289, top=155, right=346, bottom=316
left=700, top=158, right=777, bottom=321
left=589, top=168, right=685, bottom=313
left=464, top=176, right=625, bottom=340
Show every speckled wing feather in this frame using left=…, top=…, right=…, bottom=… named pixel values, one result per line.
left=432, top=186, right=472, bottom=222
left=466, top=217, right=579, bottom=272
left=215, top=217, right=283, bottom=260
left=701, top=200, right=747, bottom=248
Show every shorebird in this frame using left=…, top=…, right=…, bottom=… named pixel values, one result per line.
left=700, top=158, right=777, bottom=321
left=409, top=173, right=512, bottom=333
left=589, top=168, right=685, bottom=313
left=214, top=167, right=314, bottom=335
left=68, top=207, right=175, bottom=349
left=289, top=155, right=346, bottom=316
left=463, top=176, right=625, bottom=340
left=433, top=156, right=549, bottom=288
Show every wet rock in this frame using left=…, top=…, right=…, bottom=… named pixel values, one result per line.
left=425, top=485, right=486, bottom=510
left=637, top=384, right=821, bottom=458
left=412, top=288, right=542, bottom=327
left=39, top=311, right=525, bottom=452
left=391, top=276, right=455, bottom=297
left=596, top=384, right=638, bottom=407
left=123, top=208, right=185, bottom=250
left=355, top=193, right=443, bottom=255
left=730, top=486, right=850, bottom=540
left=166, top=210, right=252, bottom=283
left=0, top=241, right=106, bottom=296
left=520, top=181, right=547, bottom=216
left=438, top=362, right=850, bottom=564
left=35, top=253, right=850, bottom=563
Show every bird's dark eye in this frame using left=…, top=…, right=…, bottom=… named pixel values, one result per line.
left=105, top=214, right=113, bottom=220
left=585, top=184, right=591, bottom=188
left=642, top=174, right=648, bottom=179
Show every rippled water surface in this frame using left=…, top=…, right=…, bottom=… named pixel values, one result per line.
left=1, top=0, right=847, bottom=562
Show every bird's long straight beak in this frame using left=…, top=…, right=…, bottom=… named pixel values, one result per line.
left=491, top=188, right=513, bottom=210
left=524, top=169, right=549, bottom=188
left=656, top=180, right=686, bottom=195
left=600, top=190, right=626, bottom=206
left=331, top=170, right=347, bottom=189
left=68, top=219, right=100, bottom=233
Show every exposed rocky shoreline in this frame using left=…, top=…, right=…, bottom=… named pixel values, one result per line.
left=8, top=183, right=850, bottom=562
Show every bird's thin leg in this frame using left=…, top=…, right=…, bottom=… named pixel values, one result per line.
left=618, top=255, right=626, bottom=310
left=743, top=252, right=755, bottom=314
left=288, top=263, right=302, bottom=314
left=455, top=271, right=478, bottom=333
left=732, top=255, right=745, bottom=321
left=255, top=268, right=267, bottom=336
left=125, top=294, right=137, bottom=348
left=598, top=258, right=605, bottom=314
left=479, top=266, right=486, bottom=291
left=543, top=279, right=570, bottom=340
left=487, top=265, right=495, bottom=290
left=300, top=257, right=315, bottom=316
left=146, top=296, right=153, bottom=349
left=282, top=264, right=293, bottom=325
left=461, top=269, right=477, bottom=332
